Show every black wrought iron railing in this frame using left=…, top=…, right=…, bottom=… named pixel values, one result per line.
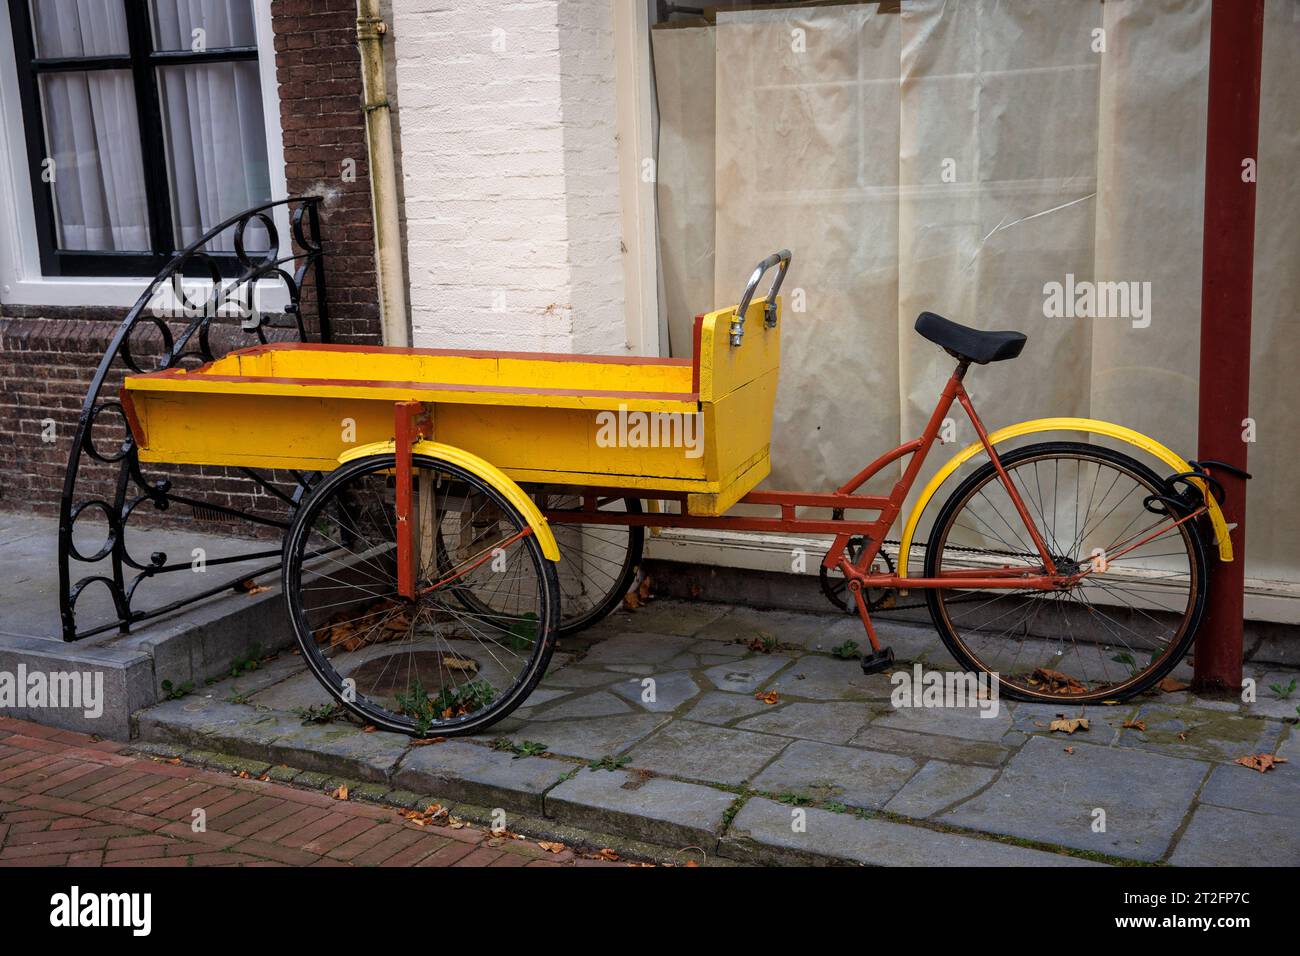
left=57, top=197, right=331, bottom=641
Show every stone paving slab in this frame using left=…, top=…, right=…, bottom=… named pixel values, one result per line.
left=765, top=654, right=895, bottom=701
left=580, top=632, right=697, bottom=667
left=849, top=724, right=1013, bottom=767
left=1168, top=804, right=1300, bottom=866
left=523, top=690, right=631, bottom=722
left=1196, top=759, right=1300, bottom=819
left=871, top=702, right=1013, bottom=742
left=883, top=760, right=998, bottom=819
left=681, top=691, right=771, bottom=726
left=482, top=713, right=669, bottom=762
left=721, top=798, right=1105, bottom=867
left=940, top=736, right=1210, bottom=862
left=392, top=741, right=569, bottom=815
left=1242, top=671, right=1300, bottom=720
left=268, top=723, right=412, bottom=784
left=1117, top=703, right=1285, bottom=764
left=609, top=671, right=701, bottom=712
left=1009, top=702, right=1137, bottom=745
left=625, top=721, right=790, bottom=787
left=750, top=740, right=918, bottom=809
left=693, top=606, right=863, bottom=651
left=546, top=767, right=737, bottom=847
left=702, top=656, right=791, bottom=693
left=735, top=701, right=873, bottom=744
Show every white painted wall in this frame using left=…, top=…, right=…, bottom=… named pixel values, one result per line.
left=389, top=0, right=628, bottom=354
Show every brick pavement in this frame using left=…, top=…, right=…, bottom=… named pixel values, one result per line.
left=0, top=717, right=624, bottom=868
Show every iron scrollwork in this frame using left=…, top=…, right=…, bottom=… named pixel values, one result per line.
left=57, top=197, right=331, bottom=641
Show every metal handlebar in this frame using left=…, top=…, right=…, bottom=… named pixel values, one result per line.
left=730, top=249, right=792, bottom=347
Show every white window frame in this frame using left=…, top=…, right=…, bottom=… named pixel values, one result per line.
left=0, top=1, right=289, bottom=310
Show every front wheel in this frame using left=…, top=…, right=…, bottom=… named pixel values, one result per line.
left=923, top=441, right=1207, bottom=703
left=282, top=452, right=561, bottom=737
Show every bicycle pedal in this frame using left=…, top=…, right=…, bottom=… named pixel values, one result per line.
left=860, top=646, right=895, bottom=674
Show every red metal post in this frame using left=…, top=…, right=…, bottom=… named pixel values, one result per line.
left=1194, top=0, right=1264, bottom=693
left=394, top=401, right=426, bottom=600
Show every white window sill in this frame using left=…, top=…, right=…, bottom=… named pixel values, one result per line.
left=1, top=275, right=291, bottom=313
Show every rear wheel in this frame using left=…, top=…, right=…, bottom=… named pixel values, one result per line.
left=924, top=442, right=1207, bottom=702
left=442, top=493, right=643, bottom=636
left=544, top=495, right=644, bottom=636
left=283, top=452, right=560, bottom=737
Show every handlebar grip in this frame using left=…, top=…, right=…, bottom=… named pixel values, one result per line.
left=731, top=250, right=792, bottom=347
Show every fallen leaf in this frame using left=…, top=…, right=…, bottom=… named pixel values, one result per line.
left=331, top=785, right=349, bottom=801
left=1235, top=753, right=1287, bottom=773
left=684, top=859, right=700, bottom=867
left=596, top=848, right=620, bottom=861
left=1122, top=719, right=1147, bottom=732
left=538, top=841, right=567, bottom=854
left=410, top=736, right=448, bottom=747
left=361, top=725, right=377, bottom=733
left=622, top=590, right=643, bottom=611
left=1157, top=677, right=1191, bottom=693
left=754, top=690, right=779, bottom=705
left=1177, top=731, right=1189, bottom=742
left=1049, top=717, right=1090, bottom=734
left=1032, top=667, right=1088, bottom=695
left=638, top=575, right=653, bottom=601
left=1064, top=746, right=1075, bottom=754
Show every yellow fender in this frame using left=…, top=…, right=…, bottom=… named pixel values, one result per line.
left=896, top=417, right=1233, bottom=576
left=338, top=439, right=561, bottom=562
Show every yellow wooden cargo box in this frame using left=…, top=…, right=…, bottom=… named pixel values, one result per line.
left=121, top=297, right=781, bottom=516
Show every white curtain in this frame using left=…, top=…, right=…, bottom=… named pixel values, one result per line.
left=152, top=0, right=270, bottom=250
left=35, top=1, right=149, bottom=250
left=652, top=0, right=1300, bottom=587
left=32, top=0, right=269, bottom=254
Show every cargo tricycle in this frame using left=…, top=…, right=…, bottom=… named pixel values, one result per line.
left=121, top=251, right=1239, bottom=736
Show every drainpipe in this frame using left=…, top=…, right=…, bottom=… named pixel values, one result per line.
left=356, top=0, right=410, bottom=346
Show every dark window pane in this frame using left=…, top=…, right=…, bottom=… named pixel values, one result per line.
left=38, top=70, right=151, bottom=251
left=30, top=0, right=129, bottom=58
left=156, top=60, right=270, bottom=250
left=150, top=0, right=257, bottom=53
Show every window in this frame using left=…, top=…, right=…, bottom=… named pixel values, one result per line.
left=6, top=0, right=272, bottom=277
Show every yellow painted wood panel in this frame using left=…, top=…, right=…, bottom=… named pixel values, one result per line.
left=698, top=296, right=782, bottom=402
left=221, top=347, right=697, bottom=395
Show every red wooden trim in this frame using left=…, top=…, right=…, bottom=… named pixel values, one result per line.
left=227, top=341, right=693, bottom=367
left=117, top=387, right=147, bottom=448
left=1194, top=0, right=1264, bottom=692
left=690, top=314, right=704, bottom=394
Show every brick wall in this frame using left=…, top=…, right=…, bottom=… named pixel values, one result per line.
left=271, top=0, right=382, bottom=345
left=0, top=1, right=381, bottom=521
left=390, top=0, right=627, bottom=353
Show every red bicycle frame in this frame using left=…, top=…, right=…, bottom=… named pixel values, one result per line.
left=390, top=362, right=1204, bottom=656
left=537, top=361, right=1203, bottom=655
